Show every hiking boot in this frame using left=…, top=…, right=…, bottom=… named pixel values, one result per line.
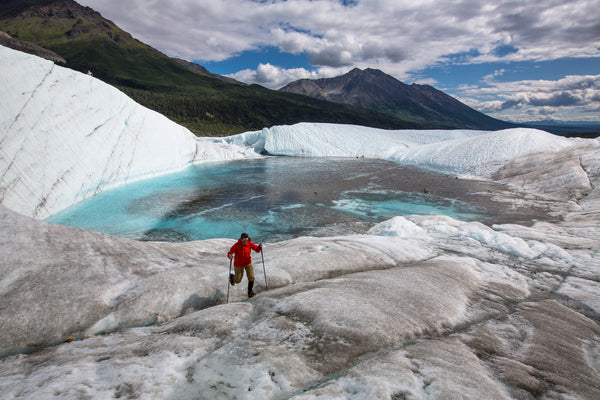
left=248, top=280, right=255, bottom=298
left=229, top=273, right=235, bottom=286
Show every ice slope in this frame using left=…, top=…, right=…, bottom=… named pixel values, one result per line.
left=220, top=122, right=585, bottom=178
left=1, top=202, right=599, bottom=399
left=0, top=45, right=255, bottom=219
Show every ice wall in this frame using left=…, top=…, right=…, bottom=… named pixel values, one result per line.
left=218, top=123, right=599, bottom=202
left=221, top=122, right=584, bottom=178
left=0, top=45, right=254, bottom=219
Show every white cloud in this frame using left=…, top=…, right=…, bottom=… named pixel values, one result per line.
left=75, top=0, right=600, bottom=119
left=458, top=74, right=600, bottom=122
left=78, top=0, right=600, bottom=69
left=482, top=69, right=506, bottom=84
left=230, top=63, right=321, bottom=88
left=414, top=77, right=439, bottom=86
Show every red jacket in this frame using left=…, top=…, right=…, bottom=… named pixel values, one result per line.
left=228, top=239, right=261, bottom=267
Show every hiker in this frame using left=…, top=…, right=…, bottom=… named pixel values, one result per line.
left=227, top=233, right=262, bottom=297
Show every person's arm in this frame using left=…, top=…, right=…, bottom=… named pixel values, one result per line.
left=251, top=241, right=263, bottom=252
left=227, top=242, right=237, bottom=259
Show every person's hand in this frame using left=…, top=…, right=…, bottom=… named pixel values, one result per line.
left=227, top=254, right=233, bottom=259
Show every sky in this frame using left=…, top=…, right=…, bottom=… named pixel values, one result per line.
left=76, top=0, right=600, bottom=124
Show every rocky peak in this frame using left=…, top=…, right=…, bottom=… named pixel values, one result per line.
left=0, top=30, right=66, bottom=63
left=1, top=0, right=88, bottom=19
left=280, top=67, right=512, bottom=130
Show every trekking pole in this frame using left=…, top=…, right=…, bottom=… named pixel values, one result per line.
left=261, top=245, right=268, bottom=290
left=226, top=258, right=232, bottom=303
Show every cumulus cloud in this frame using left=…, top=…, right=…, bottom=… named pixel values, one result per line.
left=230, top=63, right=322, bottom=88
left=76, top=0, right=600, bottom=119
left=459, top=75, right=600, bottom=122
left=78, top=0, right=600, bottom=69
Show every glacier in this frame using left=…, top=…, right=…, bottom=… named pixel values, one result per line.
left=1, top=44, right=600, bottom=399
left=0, top=45, right=257, bottom=219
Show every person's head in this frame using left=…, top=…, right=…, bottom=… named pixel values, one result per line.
left=240, top=232, right=249, bottom=244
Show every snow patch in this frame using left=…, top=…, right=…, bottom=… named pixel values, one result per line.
left=368, top=216, right=426, bottom=237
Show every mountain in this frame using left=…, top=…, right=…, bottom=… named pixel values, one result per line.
left=0, top=0, right=420, bottom=136
left=0, top=31, right=65, bottom=63
left=280, top=68, right=514, bottom=130
left=522, top=120, right=600, bottom=138
left=172, top=57, right=245, bottom=86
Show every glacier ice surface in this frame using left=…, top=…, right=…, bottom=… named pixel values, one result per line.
left=1, top=45, right=600, bottom=399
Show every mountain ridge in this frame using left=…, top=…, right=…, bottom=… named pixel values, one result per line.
left=280, top=68, right=513, bottom=130
left=0, top=31, right=66, bottom=63
left=171, top=58, right=245, bottom=85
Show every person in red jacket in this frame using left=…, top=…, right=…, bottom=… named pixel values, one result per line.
left=227, top=233, right=262, bottom=297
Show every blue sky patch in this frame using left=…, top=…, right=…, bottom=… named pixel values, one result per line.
left=202, top=47, right=313, bottom=76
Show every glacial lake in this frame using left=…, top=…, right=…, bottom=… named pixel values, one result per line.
left=47, top=157, right=551, bottom=243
